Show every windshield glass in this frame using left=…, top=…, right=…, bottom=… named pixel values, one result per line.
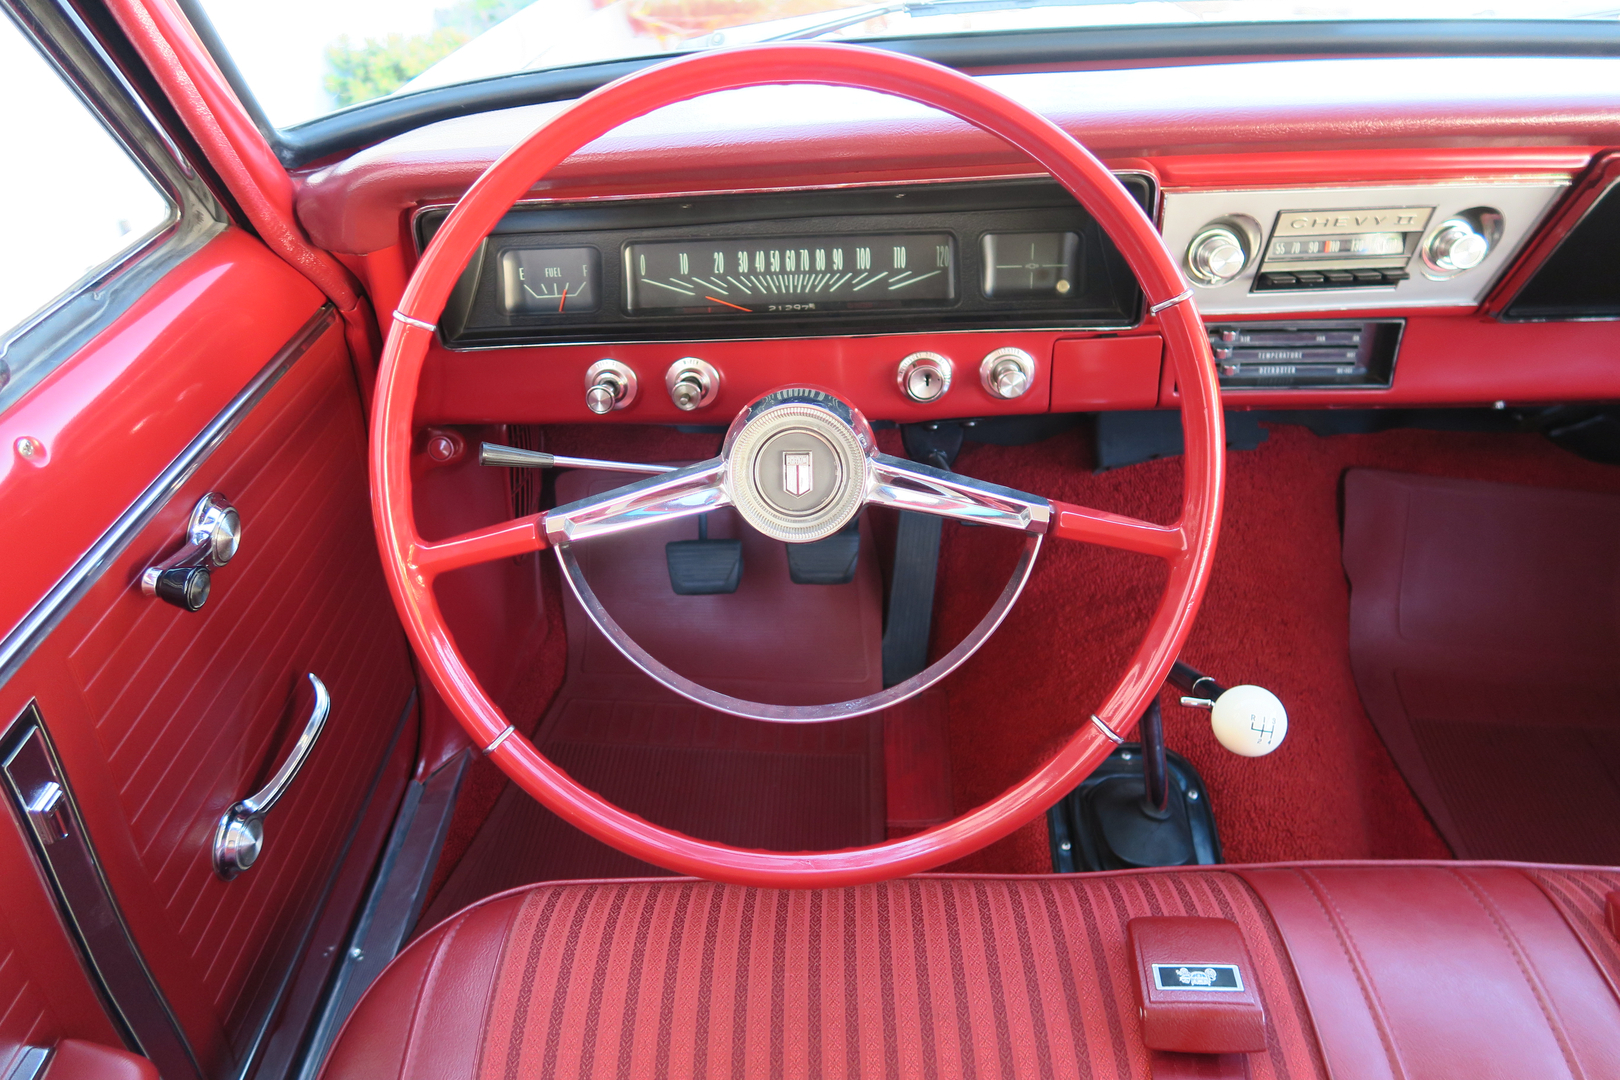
left=194, top=0, right=1620, bottom=130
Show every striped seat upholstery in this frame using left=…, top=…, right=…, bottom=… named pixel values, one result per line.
left=320, top=866, right=1620, bottom=1080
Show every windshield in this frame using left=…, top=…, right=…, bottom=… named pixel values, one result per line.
left=194, top=0, right=1620, bottom=130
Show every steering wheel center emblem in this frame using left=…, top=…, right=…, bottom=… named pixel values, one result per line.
left=783, top=451, right=813, bottom=497
left=723, top=390, right=871, bottom=543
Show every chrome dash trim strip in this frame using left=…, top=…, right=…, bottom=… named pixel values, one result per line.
left=0, top=305, right=336, bottom=691
left=1, top=706, right=203, bottom=1080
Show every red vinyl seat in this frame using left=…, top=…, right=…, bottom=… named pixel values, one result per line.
left=319, top=864, right=1620, bottom=1080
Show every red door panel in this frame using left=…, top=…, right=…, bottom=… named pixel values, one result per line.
left=1, top=231, right=415, bottom=1078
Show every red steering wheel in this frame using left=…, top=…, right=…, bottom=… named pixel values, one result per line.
left=371, top=42, right=1224, bottom=887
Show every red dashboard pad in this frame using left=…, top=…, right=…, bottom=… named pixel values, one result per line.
left=1128, top=916, right=1268, bottom=1054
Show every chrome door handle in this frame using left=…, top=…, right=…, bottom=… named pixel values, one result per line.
left=213, top=673, right=330, bottom=879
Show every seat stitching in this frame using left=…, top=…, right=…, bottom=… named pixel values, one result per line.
left=1224, top=874, right=1331, bottom=1080
left=469, top=894, right=529, bottom=1080
left=1516, top=870, right=1620, bottom=1008
left=1200, top=874, right=1298, bottom=1080
left=1448, top=868, right=1586, bottom=1080
left=399, top=914, right=470, bottom=1080
left=1294, top=868, right=1407, bottom=1080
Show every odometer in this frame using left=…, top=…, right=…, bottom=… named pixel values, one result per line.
left=624, top=233, right=956, bottom=315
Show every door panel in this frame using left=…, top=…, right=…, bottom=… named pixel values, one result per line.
left=0, top=242, right=415, bottom=1078
left=59, top=307, right=412, bottom=1053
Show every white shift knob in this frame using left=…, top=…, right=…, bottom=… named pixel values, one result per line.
left=1210, top=685, right=1287, bottom=757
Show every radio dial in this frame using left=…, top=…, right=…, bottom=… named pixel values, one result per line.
left=1186, top=226, right=1249, bottom=286
left=1425, top=219, right=1490, bottom=272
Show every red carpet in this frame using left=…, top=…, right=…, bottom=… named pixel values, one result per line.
left=1344, top=468, right=1620, bottom=863
left=427, top=418, right=1620, bottom=897
left=929, top=420, right=1620, bottom=874
left=418, top=461, right=889, bottom=928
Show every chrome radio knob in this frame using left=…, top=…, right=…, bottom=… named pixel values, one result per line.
left=897, top=351, right=952, bottom=403
left=1424, top=219, right=1490, bottom=272
left=1186, top=225, right=1248, bottom=286
left=665, top=357, right=720, bottom=411
left=980, top=347, right=1034, bottom=400
left=584, top=359, right=637, bottom=414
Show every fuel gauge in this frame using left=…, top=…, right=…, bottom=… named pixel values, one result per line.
left=500, top=246, right=600, bottom=314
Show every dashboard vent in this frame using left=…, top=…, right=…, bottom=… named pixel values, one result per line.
left=1208, top=320, right=1402, bottom=389
left=1505, top=181, right=1620, bottom=320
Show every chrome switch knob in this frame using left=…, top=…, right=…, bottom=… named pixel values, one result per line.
left=1186, top=225, right=1249, bottom=286
left=897, top=351, right=952, bottom=403
left=584, top=359, right=637, bottom=414
left=665, top=357, right=720, bottom=411
left=980, top=347, right=1034, bottom=400
left=1424, top=219, right=1490, bottom=272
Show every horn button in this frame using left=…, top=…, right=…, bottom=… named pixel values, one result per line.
left=724, top=390, right=871, bottom=543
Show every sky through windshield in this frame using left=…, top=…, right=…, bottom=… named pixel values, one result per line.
left=195, top=0, right=1620, bottom=130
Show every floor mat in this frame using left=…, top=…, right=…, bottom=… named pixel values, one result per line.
left=1344, top=469, right=1620, bottom=863
left=419, top=468, right=888, bottom=927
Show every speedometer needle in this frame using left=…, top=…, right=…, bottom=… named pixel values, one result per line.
left=706, top=295, right=751, bottom=312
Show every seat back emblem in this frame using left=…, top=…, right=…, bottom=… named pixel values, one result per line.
left=782, top=451, right=813, bottom=497
left=1151, top=963, right=1244, bottom=992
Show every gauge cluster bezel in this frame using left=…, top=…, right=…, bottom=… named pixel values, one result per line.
left=414, top=176, right=1152, bottom=349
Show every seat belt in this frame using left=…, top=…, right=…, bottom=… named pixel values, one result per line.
left=881, top=423, right=963, bottom=687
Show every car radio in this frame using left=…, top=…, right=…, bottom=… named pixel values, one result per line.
left=1251, top=206, right=1434, bottom=290
left=1160, top=183, right=1565, bottom=315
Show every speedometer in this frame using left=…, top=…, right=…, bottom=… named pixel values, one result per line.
left=624, top=233, right=956, bottom=315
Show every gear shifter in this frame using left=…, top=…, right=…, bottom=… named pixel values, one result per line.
left=1049, top=662, right=1288, bottom=872
left=1169, top=662, right=1288, bottom=757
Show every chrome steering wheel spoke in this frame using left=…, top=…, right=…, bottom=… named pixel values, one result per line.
left=544, top=457, right=729, bottom=545
left=867, top=453, right=1051, bottom=533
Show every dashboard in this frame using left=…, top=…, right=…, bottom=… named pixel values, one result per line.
left=295, top=56, right=1620, bottom=424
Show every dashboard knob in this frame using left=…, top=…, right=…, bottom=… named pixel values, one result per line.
left=584, top=359, right=637, bottom=414
left=1424, top=219, right=1490, bottom=272
left=897, top=351, right=952, bottom=403
left=665, top=357, right=720, bottom=411
left=980, top=347, right=1034, bottom=400
left=1186, top=225, right=1249, bottom=286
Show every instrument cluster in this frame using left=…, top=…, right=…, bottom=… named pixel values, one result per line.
left=417, top=176, right=1153, bottom=348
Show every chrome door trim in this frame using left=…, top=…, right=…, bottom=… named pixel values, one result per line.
left=0, top=704, right=203, bottom=1080
left=0, top=304, right=336, bottom=691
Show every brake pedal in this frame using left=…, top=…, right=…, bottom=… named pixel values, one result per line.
left=665, top=515, right=743, bottom=595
